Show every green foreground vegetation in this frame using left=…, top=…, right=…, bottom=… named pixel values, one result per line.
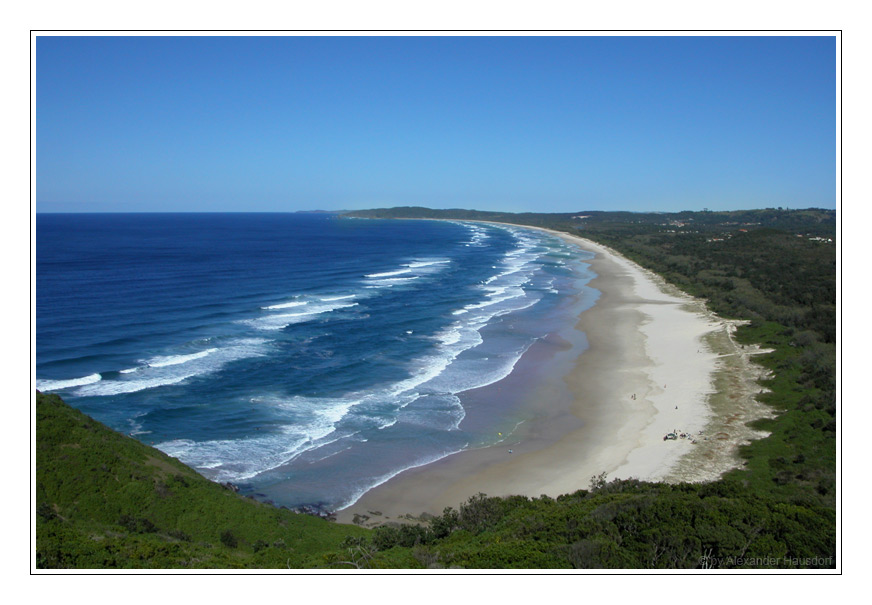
left=36, top=207, right=836, bottom=569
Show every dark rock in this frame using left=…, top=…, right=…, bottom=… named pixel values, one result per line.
left=292, top=503, right=337, bottom=520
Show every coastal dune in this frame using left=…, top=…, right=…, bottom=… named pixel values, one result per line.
left=336, top=227, right=771, bottom=525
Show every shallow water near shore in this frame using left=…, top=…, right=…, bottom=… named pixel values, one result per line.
left=37, top=213, right=596, bottom=511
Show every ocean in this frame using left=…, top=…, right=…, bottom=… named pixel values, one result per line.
left=36, top=213, right=598, bottom=512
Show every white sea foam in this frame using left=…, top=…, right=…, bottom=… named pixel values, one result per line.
left=393, top=228, right=547, bottom=401
left=155, top=275, right=535, bottom=482
left=396, top=392, right=467, bottom=431
left=77, top=372, right=200, bottom=396
left=405, top=259, right=450, bottom=269
left=272, top=394, right=361, bottom=426
left=262, top=300, right=308, bottom=310
left=367, top=276, right=420, bottom=285
left=362, top=258, right=451, bottom=291
left=146, top=348, right=219, bottom=368
left=461, top=224, right=491, bottom=247
left=336, top=446, right=468, bottom=511
left=246, top=301, right=359, bottom=331
left=127, top=411, right=152, bottom=436
left=365, top=268, right=413, bottom=278
left=182, top=365, right=457, bottom=483
left=36, top=373, right=102, bottom=392
left=157, top=394, right=363, bottom=482
left=426, top=340, right=535, bottom=396
left=377, top=418, right=398, bottom=430
left=156, top=435, right=305, bottom=483
left=492, top=296, right=541, bottom=317
left=73, top=338, right=270, bottom=397
left=462, top=285, right=527, bottom=313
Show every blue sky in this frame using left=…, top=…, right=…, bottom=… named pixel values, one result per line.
left=35, top=35, right=837, bottom=213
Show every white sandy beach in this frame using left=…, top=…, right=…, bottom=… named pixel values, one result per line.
left=336, top=226, right=771, bottom=525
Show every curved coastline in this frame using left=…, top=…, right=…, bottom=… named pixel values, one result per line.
left=336, top=224, right=772, bottom=525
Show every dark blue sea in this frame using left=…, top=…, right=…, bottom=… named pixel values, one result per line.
left=36, top=213, right=597, bottom=511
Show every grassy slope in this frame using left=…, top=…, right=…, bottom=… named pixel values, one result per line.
left=35, top=390, right=835, bottom=569
left=35, top=391, right=368, bottom=569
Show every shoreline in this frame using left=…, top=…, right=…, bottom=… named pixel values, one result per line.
left=335, top=223, right=772, bottom=526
